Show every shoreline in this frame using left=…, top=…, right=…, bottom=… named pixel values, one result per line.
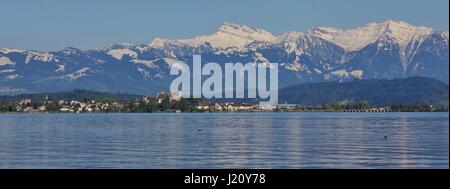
left=1, top=111, right=448, bottom=114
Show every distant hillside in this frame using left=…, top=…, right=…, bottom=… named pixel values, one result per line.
left=1, top=77, right=448, bottom=107
left=279, top=77, right=449, bottom=106
left=0, top=89, right=140, bottom=103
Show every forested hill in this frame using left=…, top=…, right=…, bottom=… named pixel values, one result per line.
left=278, top=77, right=449, bottom=106
left=1, top=77, right=448, bottom=107
left=0, top=89, right=141, bottom=103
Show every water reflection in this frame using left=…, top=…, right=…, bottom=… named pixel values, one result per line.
left=0, top=112, right=448, bottom=168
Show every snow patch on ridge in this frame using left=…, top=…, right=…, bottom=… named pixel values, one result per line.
left=60, top=67, right=90, bottom=81
left=131, top=59, right=158, bottom=68
left=107, top=49, right=138, bottom=60
left=0, top=57, right=15, bottom=66
left=0, top=69, right=15, bottom=73
left=55, top=65, right=65, bottom=73
left=350, top=70, right=363, bottom=78
left=163, top=58, right=186, bottom=69
left=24, top=52, right=59, bottom=64
left=0, top=48, right=26, bottom=54
left=137, top=68, right=151, bottom=80
left=324, top=69, right=364, bottom=80
left=5, top=74, right=20, bottom=80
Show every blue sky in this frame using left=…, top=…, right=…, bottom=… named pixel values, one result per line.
left=1, top=0, right=448, bottom=51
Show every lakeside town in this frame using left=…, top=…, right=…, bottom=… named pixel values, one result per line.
left=0, top=91, right=447, bottom=113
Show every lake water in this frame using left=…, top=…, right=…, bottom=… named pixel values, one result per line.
left=0, top=112, right=448, bottom=168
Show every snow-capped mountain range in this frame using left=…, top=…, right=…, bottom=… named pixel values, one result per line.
left=0, top=20, right=448, bottom=95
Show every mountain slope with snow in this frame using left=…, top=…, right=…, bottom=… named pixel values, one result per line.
left=149, top=22, right=277, bottom=50
left=0, top=20, right=448, bottom=95
left=309, top=20, right=433, bottom=51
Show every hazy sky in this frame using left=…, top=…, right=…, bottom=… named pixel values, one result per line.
left=1, top=0, right=448, bottom=51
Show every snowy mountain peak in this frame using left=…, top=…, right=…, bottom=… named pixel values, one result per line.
left=0, top=48, right=27, bottom=55
left=149, top=22, right=277, bottom=50
left=218, top=22, right=253, bottom=32
left=310, top=20, right=434, bottom=51
left=380, top=20, right=433, bottom=43
left=148, top=37, right=168, bottom=48
left=216, top=22, right=273, bottom=38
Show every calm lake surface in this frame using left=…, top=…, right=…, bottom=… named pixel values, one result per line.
left=0, top=112, right=448, bottom=168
